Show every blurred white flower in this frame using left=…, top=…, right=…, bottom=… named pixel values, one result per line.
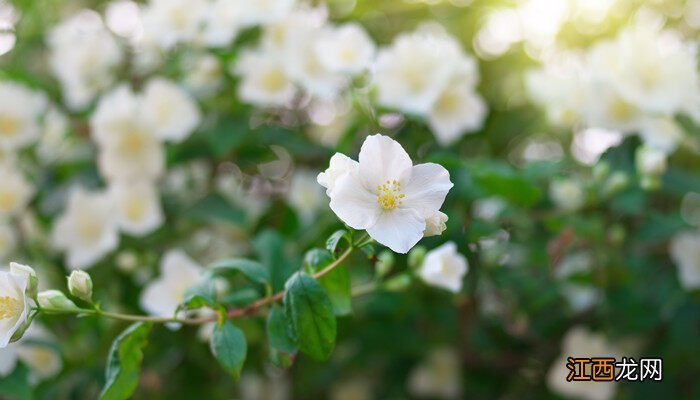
left=141, top=78, right=201, bottom=143
left=315, top=23, right=376, bottom=75
left=0, top=82, right=46, bottom=151
left=547, top=326, right=622, bottom=400
left=638, top=117, right=683, bottom=154
left=140, top=249, right=204, bottom=322
left=427, top=72, right=487, bottom=146
left=91, top=85, right=165, bottom=182
left=670, top=230, right=700, bottom=290
left=374, top=26, right=465, bottom=115
left=51, top=188, right=119, bottom=270
left=47, top=10, right=122, bottom=110
left=635, top=145, right=667, bottom=177
left=200, top=0, right=241, bottom=48
left=109, top=181, right=164, bottom=237
left=0, top=324, right=62, bottom=384
left=233, top=47, right=296, bottom=107
left=0, top=163, right=33, bottom=218
left=0, top=263, right=30, bottom=348
left=549, top=179, right=585, bottom=212
left=423, top=211, right=448, bottom=237
left=408, top=347, right=463, bottom=399
left=288, top=170, right=326, bottom=224
left=319, top=134, right=453, bottom=253
left=235, top=0, right=296, bottom=27
left=182, top=54, right=223, bottom=97
left=419, top=241, right=468, bottom=293
left=15, top=324, right=62, bottom=384
left=554, top=252, right=600, bottom=312
left=141, top=0, right=207, bottom=49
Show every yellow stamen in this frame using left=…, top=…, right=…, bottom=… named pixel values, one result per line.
left=376, top=179, right=405, bottom=210
left=0, top=296, right=22, bottom=320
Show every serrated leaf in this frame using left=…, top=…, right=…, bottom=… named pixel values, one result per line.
left=283, top=272, right=337, bottom=361
left=326, top=230, right=351, bottom=256
left=99, top=322, right=153, bottom=400
left=209, top=258, right=270, bottom=285
left=304, top=249, right=351, bottom=316
left=266, top=305, right=297, bottom=354
left=210, top=321, right=247, bottom=379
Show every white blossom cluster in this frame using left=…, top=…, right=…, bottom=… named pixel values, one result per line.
left=526, top=18, right=699, bottom=181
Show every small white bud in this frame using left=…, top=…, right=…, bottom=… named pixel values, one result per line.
left=67, top=270, right=93, bottom=302
left=38, top=290, right=79, bottom=311
left=549, top=179, right=585, bottom=212
left=10, top=262, right=38, bottom=299
left=423, top=211, right=448, bottom=237
left=636, top=146, right=667, bottom=178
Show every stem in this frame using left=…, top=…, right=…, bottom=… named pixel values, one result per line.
left=39, top=240, right=360, bottom=325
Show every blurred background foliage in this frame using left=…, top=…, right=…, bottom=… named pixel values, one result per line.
left=1, top=0, right=700, bottom=399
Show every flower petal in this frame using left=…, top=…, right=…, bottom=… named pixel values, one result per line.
left=402, top=163, right=453, bottom=218
left=329, top=171, right=380, bottom=229
left=358, top=134, right=412, bottom=188
left=367, top=208, right=426, bottom=254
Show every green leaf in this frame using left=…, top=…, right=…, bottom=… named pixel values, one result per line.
left=283, top=272, right=337, bottom=361
left=182, top=277, right=216, bottom=310
left=0, top=363, right=31, bottom=400
left=266, top=305, right=297, bottom=354
left=185, top=194, right=246, bottom=226
left=254, top=230, right=297, bottom=292
left=209, top=258, right=270, bottom=285
left=471, top=162, right=542, bottom=208
left=210, top=321, right=247, bottom=379
left=100, top=322, right=153, bottom=400
left=326, top=230, right=351, bottom=256
left=304, top=249, right=352, bottom=316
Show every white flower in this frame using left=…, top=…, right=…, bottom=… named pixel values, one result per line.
left=582, top=85, right=643, bottom=133
left=547, top=326, right=622, bottom=400
left=319, top=134, right=453, bottom=253
left=0, top=225, right=15, bottom=261
left=288, top=170, right=326, bottom=223
left=635, top=145, right=667, bottom=177
left=51, top=188, right=119, bottom=270
left=91, top=86, right=165, bottom=182
left=182, top=54, right=223, bottom=97
left=423, top=211, right=448, bottom=237
left=611, top=25, right=698, bottom=115
left=276, top=11, right=347, bottom=101
left=554, top=253, right=600, bottom=312
left=109, top=180, right=164, bottom=237
left=141, top=0, right=207, bottom=49
left=549, top=179, right=585, bottom=212
left=670, top=230, right=700, bottom=290
left=408, top=348, right=462, bottom=399
left=315, top=23, right=376, bottom=75
left=0, top=163, right=33, bottom=218
left=235, top=0, right=296, bottom=27
left=316, top=153, right=358, bottom=195
left=418, top=242, right=468, bottom=293
left=47, top=10, right=122, bottom=110
left=233, top=47, right=296, bottom=107
left=140, top=249, right=204, bottom=321
left=638, top=117, right=684, bottom=154
left=0, top=82, right=46, bottom=151
left=374, top=26, right=465, bottom=115
left=200, top=0, right=241, bottom=48
left=427, top=72, right=487, bottom=145
left=15, top=324, right=62, bottom=384
left=0, top=324, right=62, bottom=383
left=141, top=78, right=201, bottom=143
left=0, top=264, right=30, bottom=348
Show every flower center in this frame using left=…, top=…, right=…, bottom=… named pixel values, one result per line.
left=0, top=190, right=19, bottom=213
left=0, top=115, right=19, bottom=137
left=0, top=295, right=22, bottom=320
left=124, top=197, right=146, bottom=221
left=376, top=180, right=405, bottom=210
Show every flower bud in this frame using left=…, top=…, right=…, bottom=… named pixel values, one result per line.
left=423, top=211, right=448, bottom=237
left=408, top=246, right=427, bottom=271
left=10, top=262, right=38, bottom=300
left=549, top=179, right=585, bottom=212
left=602, top=172, right=630, bottom=197
left=67, top=270, right=93, bottom=302
left=375, top=250, right=395, bottom=278
left=636, top=146, right=667, bottom=178
left=383, top=274, right=412, bottom=292
left=38, top=290, right=79, bottom=311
